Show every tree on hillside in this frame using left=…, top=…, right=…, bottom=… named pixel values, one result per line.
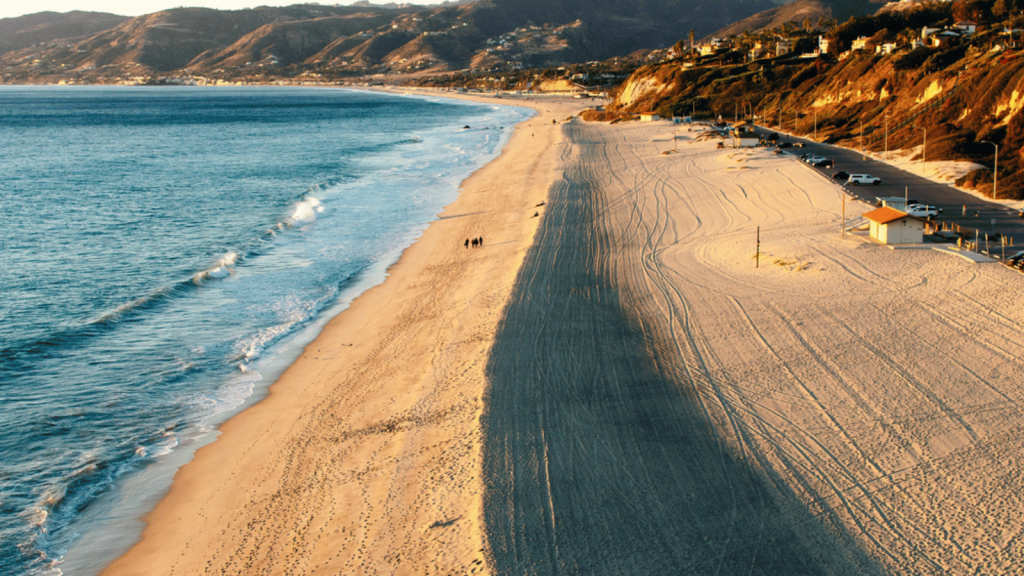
left=994, top=0, right=1023, bottom=16
left=952, top=0, right=995, bottom=22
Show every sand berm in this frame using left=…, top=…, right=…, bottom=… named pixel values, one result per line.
left=103, top=92, right=1024, bottom=576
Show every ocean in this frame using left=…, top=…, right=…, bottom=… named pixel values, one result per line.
left=0, top=85, right=533, bottom=575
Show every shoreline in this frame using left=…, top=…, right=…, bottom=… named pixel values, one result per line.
left=96, top=91, right=584, bottom=576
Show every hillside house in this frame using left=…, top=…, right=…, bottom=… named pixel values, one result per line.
left=876, top=42, right=898, bottom=55
left=852, top=36, right=870, bottom=51
left=699, top=44, right=716, bottom=57
left=922, top=26, right=941, bottom=39
left=929, top=30, right=961, bottom=47
left=775, top=40, right=793, bottom=57
left=954, top=21, right=976, bottom=34
left=749, top=41, right=768, bottom=61
left=864, top=207, right=925, bottom=244
left=818, top=36, right=830, bottom=55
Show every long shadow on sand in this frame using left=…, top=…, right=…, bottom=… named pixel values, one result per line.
left=481, top=126, right=886, bottom=575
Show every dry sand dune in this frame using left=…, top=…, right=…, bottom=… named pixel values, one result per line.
left=483, top=119, right=1024, bottom=575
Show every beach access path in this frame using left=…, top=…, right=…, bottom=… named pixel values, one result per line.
left=482, top=119, right=1024, bottom=575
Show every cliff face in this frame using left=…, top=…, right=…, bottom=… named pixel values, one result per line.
left=608, top=35, right=1024, bottom=198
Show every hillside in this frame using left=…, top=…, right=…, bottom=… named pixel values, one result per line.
left=0, top=0, right=881, bottom=84
left=605, top=1, right=1024, bottom=199
left=0, top=11, right=129, bottom=55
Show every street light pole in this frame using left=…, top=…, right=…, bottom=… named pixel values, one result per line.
left=884, top=113, right=889, bottom=160
left=814, top=108, right=817, bottom=141
left=922, top=126, right=927, bottom=174
left=981, top=140, right=999, bottom=199
left=860, top=121, right=867, bottom=160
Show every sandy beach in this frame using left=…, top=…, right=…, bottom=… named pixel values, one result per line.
left=482, top=120, right=1024, bottom=575
left=100, top=94, right=581, bottom=576
left=101, top=95, right=1024, bottom=576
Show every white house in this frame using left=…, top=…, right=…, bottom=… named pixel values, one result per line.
left=922, top=26, right=942, bottom=40
left=639, top=112, right=661, bottom=122
left=775, top=39, right=793, bottom=57
left=818, top=35, right=830, bottom=55
left=876, top=42, right=898, bottom=55
left=852, top=36, right=870, bottom=51
left=864, top=207, right=925, bottom=244
left=954, top=21, right=977, bottom=34
left=749, top=41, right=768, bottom=61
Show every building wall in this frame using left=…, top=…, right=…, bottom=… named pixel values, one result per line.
left=874, top=220, right=923, bottom=244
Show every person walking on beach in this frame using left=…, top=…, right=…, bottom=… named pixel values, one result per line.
left=472, top=238, right=478, bottom=248
left=478, top=237, right=484, bottom=247
left=464, top=238, right=469, bottom=249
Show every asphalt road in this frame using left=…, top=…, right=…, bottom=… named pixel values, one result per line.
left=762, top=128, right=1024, bottom=254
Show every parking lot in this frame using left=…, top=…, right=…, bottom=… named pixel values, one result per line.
left=764, top=129, right=1024, bottom=253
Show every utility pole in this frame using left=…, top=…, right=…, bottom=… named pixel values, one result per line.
left=884, top=113, right=889, bottom=160
left=981, top=140, right=999, bottom=199
left=860, top=121, right=865, bottom=160
left=922, top=126, right=927, bottom=175
left=814, top=108, right=817, bottom=141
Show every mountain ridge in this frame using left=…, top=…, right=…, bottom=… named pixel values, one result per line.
left=0, top=0, right=881, bottom=83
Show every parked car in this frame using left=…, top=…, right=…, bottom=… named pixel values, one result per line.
left=794, top=142, right=805, bottom=148
left=776, top=142, right=793, bottom=149
left=811, top=158, right=834, bottom=168
left=1006, top=250, right=1024, bottom=267
left=906, top=204, right=942, bottom=218
left=848, top=174, right=881, bottom=186
left=803, top=155, right=825, bottom=164
left=832, top=171, right=850, bottom=182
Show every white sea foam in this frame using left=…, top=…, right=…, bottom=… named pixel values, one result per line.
left=193, top=252, right=239, bottom=282
left=289, top=197, right=323, bottom=224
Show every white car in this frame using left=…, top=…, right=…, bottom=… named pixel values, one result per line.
left=848, top=174, right=881, bottom=186
left=906, top=204, right=942, bottom=218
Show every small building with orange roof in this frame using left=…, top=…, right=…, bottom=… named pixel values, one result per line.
left=863, top=206, right=925, bottom=244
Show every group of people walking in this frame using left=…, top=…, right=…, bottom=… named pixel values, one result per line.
left=464, top=237, right=484, bottom=248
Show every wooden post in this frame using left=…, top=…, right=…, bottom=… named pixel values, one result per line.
left=842, top=193, right=846, bottom=237
left=756, top=226, right=760, bottom=268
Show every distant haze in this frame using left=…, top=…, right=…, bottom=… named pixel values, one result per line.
left=0, top=1, right=447, bottom=20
